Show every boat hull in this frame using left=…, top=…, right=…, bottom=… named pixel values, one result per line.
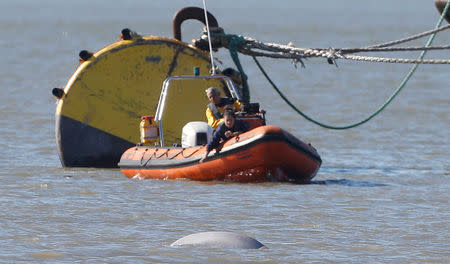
left=119, top=125, right=321, bottom=183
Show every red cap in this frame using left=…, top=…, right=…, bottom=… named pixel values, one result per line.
left=141, top=116, right=154, bottom=120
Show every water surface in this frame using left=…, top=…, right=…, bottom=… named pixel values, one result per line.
left=0, top=0, right=449, bottom=263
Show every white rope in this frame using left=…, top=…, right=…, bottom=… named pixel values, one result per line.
left=237, top=45, right=450, bottom=64
left=209, top=23, right=450, bottom=65
left=340, top=54, right=450, bottom=64
left=202, top=0, right=216, bottom=74
left=366, top=24, right=450, bottom=48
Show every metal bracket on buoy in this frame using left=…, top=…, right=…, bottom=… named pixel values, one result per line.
left=52, top=88, right=65, bottom=99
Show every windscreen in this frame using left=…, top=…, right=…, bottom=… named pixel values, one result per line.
left=160, top=78, right=229, bottom=146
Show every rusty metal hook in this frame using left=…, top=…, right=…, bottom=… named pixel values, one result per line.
left=172, top=6, right=219, bottom=41
left=435, top=0, right=450, bottom=23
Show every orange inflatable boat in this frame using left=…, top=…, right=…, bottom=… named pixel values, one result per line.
left=118, top=125, right=321, bottom=183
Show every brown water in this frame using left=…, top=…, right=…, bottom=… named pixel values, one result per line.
left=1, top=0, right=449, bottom=263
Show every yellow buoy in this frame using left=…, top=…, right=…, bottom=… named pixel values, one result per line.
left=54, top=6, right=235, bottom=167
left=55, top=36, right=223, bottom=167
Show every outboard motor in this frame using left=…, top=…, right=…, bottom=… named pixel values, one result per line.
left=181, top=122, right=213, bottom=148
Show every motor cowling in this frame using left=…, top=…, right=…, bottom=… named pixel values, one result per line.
left=181, top=122, right=213, bottom=148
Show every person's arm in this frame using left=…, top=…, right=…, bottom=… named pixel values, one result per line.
left=206, top=108, right=223, bottom=130
left=199, top=150, right=211, bottom=163
left=228, top=120, right=249, bottom=139
left=199, top=124, right=224, bottom=163
left=230, top=131, right=241, bottom=138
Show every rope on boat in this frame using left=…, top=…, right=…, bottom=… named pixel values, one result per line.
left=181, top=146, right=202, bottom=158
left=168, top=149, right=184, bottom=159
left=141, top=148, right=155, bottom=166
left=210, top=1, right=450, bottom=129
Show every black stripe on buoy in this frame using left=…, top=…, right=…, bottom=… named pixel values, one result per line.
left=55, top=115, right=134, bottom=168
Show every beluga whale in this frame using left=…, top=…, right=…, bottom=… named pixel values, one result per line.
left=170, top=231, right=266, bottom=249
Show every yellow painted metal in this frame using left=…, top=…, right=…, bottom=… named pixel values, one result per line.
left=56, top=36, right=223, bottom=145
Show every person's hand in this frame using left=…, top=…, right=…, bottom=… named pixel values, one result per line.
left=259, top=109, right=266, bottom=114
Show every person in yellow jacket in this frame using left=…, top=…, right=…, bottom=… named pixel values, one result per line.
left=205, top=87, right=242, bottom=130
